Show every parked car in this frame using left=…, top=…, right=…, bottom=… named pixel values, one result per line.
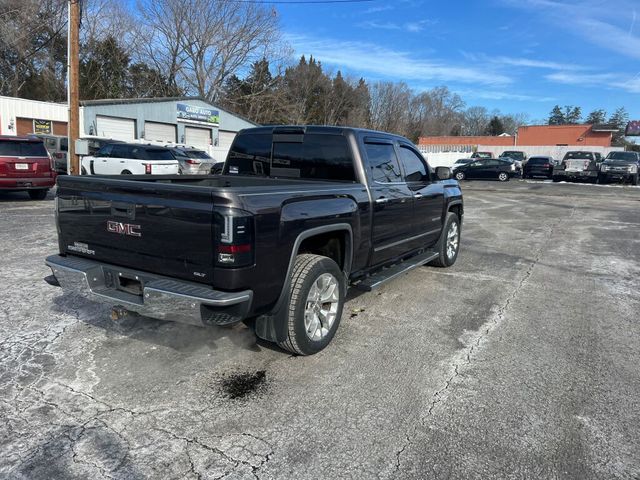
left=598, top=151, right=640, bottom=185
left=34, top=134, right=68, bottom=175
left=211, top=161, right=225, bottom=174
left=471, top=151, right=493, bottom=159
left=169, top=147, right=217, bottom=175
left=45, top=125, right=463, bottom=355
left=453, top=158, right=516, bottom=182
left=522, top=156, right=554, bottom=179
left=80, top=143, right=180, bottom=175
left=0, top=136, right=56, bottom=199
left=82, top=136, right=125, bottom=156
left=552, top=151, right=599, bottom=183
left=500, top=150, right=526, bottom=163
left=452, top=158, right=473, bottom=170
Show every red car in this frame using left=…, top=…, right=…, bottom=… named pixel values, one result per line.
left=0, top=136, right=56, bottom=200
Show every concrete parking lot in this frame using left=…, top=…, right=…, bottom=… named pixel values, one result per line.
left=1, top=180, right=639, bottom=479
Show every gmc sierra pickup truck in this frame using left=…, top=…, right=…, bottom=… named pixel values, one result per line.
left=45, top=126, right=463, bottom=355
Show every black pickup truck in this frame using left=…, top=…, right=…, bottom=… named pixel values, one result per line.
left=45, top=126, right=463, bottom=355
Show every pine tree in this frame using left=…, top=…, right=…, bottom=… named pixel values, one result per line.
left=548, top=105, right=565, bottom=125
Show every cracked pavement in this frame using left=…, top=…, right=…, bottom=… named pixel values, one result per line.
left=1, top=180, right=639, bottom=479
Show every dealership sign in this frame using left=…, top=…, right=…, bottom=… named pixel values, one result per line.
left=33, top=119, right=52, bottom=134
left=176, top=103, right=219, bottom=126
left=625, top=120, right=640, bottom=136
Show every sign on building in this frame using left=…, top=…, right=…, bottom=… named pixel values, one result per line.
left=176, top=103, right=219, bottom=126
left=625, top=120, right=640, bottom=136
left=33, top=119, right=52, bottom=134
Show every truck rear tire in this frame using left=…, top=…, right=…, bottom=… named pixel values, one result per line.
left=278, top=254, right=345, bottom=356
left=28, top=189, right=48, bottom=200
left=430, top=212, right=461, bottom=268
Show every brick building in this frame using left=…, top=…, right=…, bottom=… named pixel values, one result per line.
left=419, top=124, right=617, bottom=148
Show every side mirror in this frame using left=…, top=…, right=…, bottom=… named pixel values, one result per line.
left=435, top=166, right=452, bottom=180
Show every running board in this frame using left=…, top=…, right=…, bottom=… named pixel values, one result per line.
left=354, top=250, right=439, bottom=292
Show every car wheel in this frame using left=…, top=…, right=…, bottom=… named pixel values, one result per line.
left=28, top=189, right=48, bottom=200
left=598, top=175, right=607, bottom=185
left=455, top=171, right=465, bottom=181
left=632, top=174, right=639, bottom=186
left=498, top=172, right=509, bottom=182
left=552, top=176, right=561, bottom=182
left=121, top=170, right=132, bottom=175
left=278, top=254, right=345, bottom=356
left=430, top=211, right=461, bottom=268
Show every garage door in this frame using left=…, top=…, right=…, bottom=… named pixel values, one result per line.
left=96, top=116, right=136, bottom=141
left=211, top=130, right=236, bottom=162
left=184, top=126, right=211, bottom=150
left=145, top=121, right=176, bottom=143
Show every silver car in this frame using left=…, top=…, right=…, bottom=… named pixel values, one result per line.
left=169, top=147, right=217, bottom=175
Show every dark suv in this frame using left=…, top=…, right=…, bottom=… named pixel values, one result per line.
left=598, top=151, right=640, bottom=185
left=523, top=156, right=554, bottom=179
left=0, top=136, right=55, bottom=199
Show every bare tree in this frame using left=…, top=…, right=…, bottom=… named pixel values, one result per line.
left=173, top=0, right=280, bottom=102
left=369, top=81, right=412, bottom=136
left=461, top=106, right=489, bottom=135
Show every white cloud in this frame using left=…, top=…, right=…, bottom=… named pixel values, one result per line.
left=492, top=56, right=584, bottom=71
left=545, top=71, right=640, bottom=93
left=357, top=19, right=434, bottom=33
left=457, top=89, right=556, bottom=102
left=363, top=5, right=394, bottom=14
left=285, top=34, right=512, bottom=86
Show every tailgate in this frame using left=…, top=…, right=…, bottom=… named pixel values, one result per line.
left=56, top=176, right=216, bottom=284
left=0, top=156, right=52, bottom=177
left=565, top=159, right=590, bottom=172
left=150, top=161, right=179, bottom=175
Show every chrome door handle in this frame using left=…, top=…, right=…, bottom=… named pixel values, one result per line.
left=414, top=193, right=423, bottom=199
left=375, top=197, right=390, bottom=204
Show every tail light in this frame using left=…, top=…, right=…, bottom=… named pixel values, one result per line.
left=213, top=208, right=254, bottom=267
left=186, top=159, right=200, bottom=165
left=542, top=163, right=550, bottom=168
left=144, top=163, right=152, bottom=174
left=54, top=152, right=64, bottom=159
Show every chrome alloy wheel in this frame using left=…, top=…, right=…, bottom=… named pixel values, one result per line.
left=446, top=221, right=459, bottom=260
left=304, top=273, right=340, bottom=341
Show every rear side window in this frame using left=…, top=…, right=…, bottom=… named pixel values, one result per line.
left=272, top=134, right=355, bottom=182
left=226, top=133, right=272, bottom=176
left=398, top=146, right=429, bottom=182
left=96, top=144, right=113, bottom=157
left=366, top=143, right=402, bottom=183
left=0, top=141, right=47, bottom=156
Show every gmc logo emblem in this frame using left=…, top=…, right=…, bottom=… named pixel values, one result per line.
left=107, top=221, right=142, bottom=237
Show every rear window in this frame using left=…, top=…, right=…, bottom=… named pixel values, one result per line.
left=528, top=158, right=549, bottom=165
left=185, top=150, right=212, bottom=159
left=226, top=133, right=356, bottom=182
left=142, top=148, right=174, bottom=161
left=0, top=141, right=48, bottom=157
left=564, top=151, right=593, bottom=160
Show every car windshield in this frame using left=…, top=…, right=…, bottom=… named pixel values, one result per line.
left=605, top=151, right=637, bottom=162
left=475, top=152, right=491, bottom=158
left=455, top=159, right=470, bottom=164
left=0, top=140, right=48, bottom=157
left=501, top=151, right=524, bottom=160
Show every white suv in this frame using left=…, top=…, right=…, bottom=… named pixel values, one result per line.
left=81, top=143, right=179, bottom=175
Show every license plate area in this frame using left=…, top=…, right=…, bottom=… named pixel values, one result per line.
left=15, top=163, right=29, bottom=170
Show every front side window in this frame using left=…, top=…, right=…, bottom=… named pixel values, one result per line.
left=110, top=144, right=129, bottom=158
left=398, top=146, right=429, bottom=182
left=96, top=144, right=113, bottom=157
left=366, top=143, right=402, bottom=183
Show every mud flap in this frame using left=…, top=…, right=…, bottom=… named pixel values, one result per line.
left=254, top=300, right=289, bottom=343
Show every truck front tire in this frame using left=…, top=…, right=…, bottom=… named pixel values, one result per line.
left=278, top=254, right=345, bottom=356
left=430, top=212, right=461, bottom=268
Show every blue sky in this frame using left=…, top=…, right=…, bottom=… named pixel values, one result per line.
left=275, top=0, right=639, bottom=122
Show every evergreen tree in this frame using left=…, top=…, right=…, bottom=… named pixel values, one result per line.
left=585, top=109, right=607, bottom=125
left=485, top=116, right=505, bottom=135
left=548, top=105, right=565, bottom=125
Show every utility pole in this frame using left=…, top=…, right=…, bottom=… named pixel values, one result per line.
left=67, top=0, right=80, bottom=175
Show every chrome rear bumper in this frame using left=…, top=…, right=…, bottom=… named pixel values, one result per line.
left=45, top=255, right=253, bottom=326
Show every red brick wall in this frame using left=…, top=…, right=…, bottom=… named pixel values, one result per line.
left=517, top=125, right=611, bottom=147
left=418, top=135, right=514, bottom=146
